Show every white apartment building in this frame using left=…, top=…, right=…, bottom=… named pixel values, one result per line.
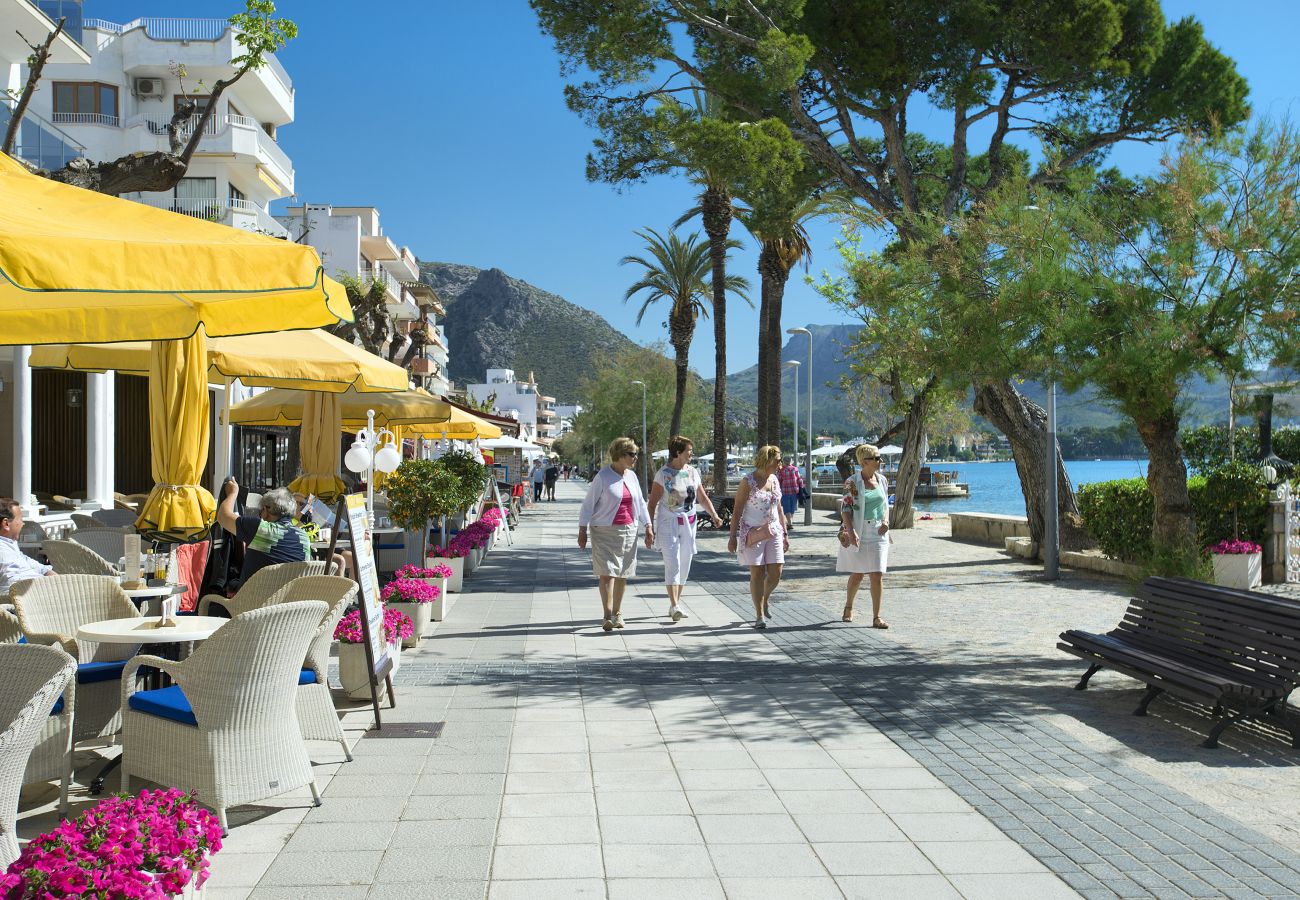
left=553, top=403, right=583, bottom=436
left=467, top=369, right=556, bottom=446
left=277, top=205, right=449, bottom=389
left=32, top=9, right=295, bottom=238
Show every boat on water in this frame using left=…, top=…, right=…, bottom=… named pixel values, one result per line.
left=811, top=461, right=970, bottom=500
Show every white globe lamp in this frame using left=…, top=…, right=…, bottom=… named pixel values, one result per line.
left=344, top=439, right=370, bottom=474
left=374, top=441, right=401, bottom=474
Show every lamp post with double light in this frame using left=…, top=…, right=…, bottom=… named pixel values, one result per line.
left=787, top=327, right=814, bottom=525
left=631, top=380, right=648, bottom=492
left=343, top=409, right=402, bottom=528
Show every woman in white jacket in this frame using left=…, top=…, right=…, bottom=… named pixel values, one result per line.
left=578, top=437, right=652, bottom=631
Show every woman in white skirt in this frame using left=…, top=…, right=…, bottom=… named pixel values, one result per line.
left=578, top=437, right=652, bottom=631
left=646, top=434, right=724, bottom=622
left=837, top=443, right=890, bottom=627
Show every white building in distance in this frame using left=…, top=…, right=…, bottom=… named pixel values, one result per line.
left=34, top=10, right=295, bottom=238
left=467, top=369, right=556, bottom=445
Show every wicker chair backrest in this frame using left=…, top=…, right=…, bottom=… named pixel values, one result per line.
left=174, top=600, right=326, bottom=730
left=18, top=522, right=46, bottom=543
left=0, top=610, right=21, bottom=645
left=266, top=576, right=357, bottom=677
left=41, top=540, right=117, bottom=576
left=91, top=509, right=137, bottom=528
left=71, top=531, right=126, bottom=564
left=11, top=575, right=141, bottom=660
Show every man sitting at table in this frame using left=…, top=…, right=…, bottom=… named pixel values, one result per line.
left=0, top=498, right=54, bottom=596
left=216, top=482, right=311, bottom=590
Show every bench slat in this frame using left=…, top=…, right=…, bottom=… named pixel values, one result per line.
left=1115, top=606, right=1300, bottom=675
left=1110, top=621, right=1293, bottom=690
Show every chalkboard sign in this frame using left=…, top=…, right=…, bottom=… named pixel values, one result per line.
left=335, top=495, right=395, bottom=724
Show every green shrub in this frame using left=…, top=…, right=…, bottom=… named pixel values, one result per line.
left=1079, top=465, right=1269, bottom=564
left=1180, top=425, right=1258, bottom=473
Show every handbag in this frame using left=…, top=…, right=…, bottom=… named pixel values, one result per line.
left=746, top=522, right=776, bottom=547
left=837, top=528, right=854, bottom=549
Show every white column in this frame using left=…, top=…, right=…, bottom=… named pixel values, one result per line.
left=11, top=346, right=33, bottom=515
left=85, top=371, right=115, bottom=508
left=213, top=377, right=234, bottom=492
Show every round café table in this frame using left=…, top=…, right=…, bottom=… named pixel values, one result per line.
left=76, top=614, right=228, bottom=793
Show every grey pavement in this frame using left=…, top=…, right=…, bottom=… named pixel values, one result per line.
left=24, top=479, right=1297, bottom=899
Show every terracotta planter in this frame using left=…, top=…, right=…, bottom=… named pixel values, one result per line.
left=338, top=640, right=402, bottom=700
left=1211, top=552, right=1262, bottom=590
left=386, top=601, right=431, bottom=648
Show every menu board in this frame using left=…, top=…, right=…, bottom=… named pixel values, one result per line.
left=344, top=494, right=390, bottom=682
left=123, top=533, right=141, bottom=588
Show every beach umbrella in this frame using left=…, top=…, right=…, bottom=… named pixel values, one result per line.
left=229, top=387, right=450, bottom=429
left=480, top=436, right=544, bottom=451
left=290, top=391, right=345, bottom=503
left=406, top=406, right=504, bottom=441
left=877, top=444, right=904, bottom=456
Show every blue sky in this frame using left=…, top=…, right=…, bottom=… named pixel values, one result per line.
left=85, top=0, right=1300, bottom=375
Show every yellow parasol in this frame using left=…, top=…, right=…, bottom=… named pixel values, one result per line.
left=0, top=153, right=351, bottom=343
left=228, top=387, right=451, bottom=429
left=289, top=391, right=345, bottom=503
left=404, top=405, right=503, bottom=440
left=29, top=329, right=408, bottom=392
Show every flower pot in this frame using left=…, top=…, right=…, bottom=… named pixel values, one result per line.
left=338, top=640, right=402, bottom=700
left=387, top=601, right=431, bottom=648
left=464, top=546, right=480, bottom=574
left=1211, top=552, right=1262, bottom=590
left=433, top=556, right=464, bottom=592
left=423, top=576, right=453, bottom=621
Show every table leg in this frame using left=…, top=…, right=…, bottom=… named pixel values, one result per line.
left=88, top=753, right=121, bottom=795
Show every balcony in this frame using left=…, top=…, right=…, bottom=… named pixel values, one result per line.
left=410, top=358, right=434, bottom=376
left=0, top=102, right=85, bottom=171
left=126, top=113, right=294, bottom=195
left=132, top=196, right=290, bottom=239
left=360, top=233, right=398, bottom=262
left=360, top=264, right=401, bottom=301
left=51, top=112, right=120, bottom=128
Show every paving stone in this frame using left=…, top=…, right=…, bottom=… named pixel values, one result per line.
left=836, top=874, right=964, bottom=899
left=814, top=841, right=939, bottom=876
left=606, top=878, right=726, bottom=900
left=490, top=844, right=604, bottom=880
left=600, top=842, right=716, bottom=878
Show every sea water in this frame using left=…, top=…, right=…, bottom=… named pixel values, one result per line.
left=909, top=459, right=1150, bottom=517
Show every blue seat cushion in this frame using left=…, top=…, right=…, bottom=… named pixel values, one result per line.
left=127, top=685, right=197, bottom=727
left=77, top=660, right=127, bottom=684
left=298, top=668, right=318, bottom=685
left=50, top=696, right=64, bottom=715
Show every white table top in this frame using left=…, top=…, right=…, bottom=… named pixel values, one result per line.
left=77, top=615, right=228, bottom=644
left=121, top=584, right=186, bottom=600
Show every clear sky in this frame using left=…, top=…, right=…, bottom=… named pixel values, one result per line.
left=85, top=0, right=1300, bottom=375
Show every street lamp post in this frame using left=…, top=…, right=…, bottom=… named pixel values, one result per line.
left=785, top=360, right=801, bottom=469
left=343, top=408, right=402, bottom=528
left=787, top=327, right=813, bottom=525
left=631, top=380, right=648, bottom=492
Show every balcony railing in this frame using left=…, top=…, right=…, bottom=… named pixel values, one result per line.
left=135, top=113, right=292, bottom=181
left=132, top=197, right=289, bottom=239
left=51, top=112, right=120, bottom=127
left=0, top=102, right=85, bottom=170
left=361, top=265, right=401, bottom=298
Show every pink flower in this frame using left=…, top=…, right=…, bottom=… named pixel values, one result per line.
left=381, top=578, right=441, bottom=604
left=1208, top=539, right=1262, bottom=555
left=334, top=608, right=414, bottom=644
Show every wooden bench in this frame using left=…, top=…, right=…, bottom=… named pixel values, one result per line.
left=1058, top=576, right=1300, bottom=748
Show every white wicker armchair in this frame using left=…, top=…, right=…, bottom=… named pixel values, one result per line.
left=70, top=530, right=127, bottom=565
left=41, top=540, right=117, bottom=576
left=120, top=600, right=328, bottom=833
left=0, top=609, right=20, bottom=645
left=265, top=576, right=358, bottom=762
left=11, top=575, right=142, bottom=743
left=0, top=643, right=77, bottom=866
left=196, top=560, right=336, bottom=618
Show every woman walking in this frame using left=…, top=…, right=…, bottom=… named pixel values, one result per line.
left=727, top=445, right=789, bottom=629
left=578, top=437, right=652, bottom=631
left=838, top=443, right=890, bottom=627
left=646, top=435, right=723, bottom=622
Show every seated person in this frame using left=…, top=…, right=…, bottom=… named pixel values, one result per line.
left=216, top=482, right=311, bottom=591
left=0, top=498, right=54, bottom=596
left=292, top=491, right=353, bottom=579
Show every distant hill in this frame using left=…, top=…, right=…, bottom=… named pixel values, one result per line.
left=419, top=262, right=637, bottom=402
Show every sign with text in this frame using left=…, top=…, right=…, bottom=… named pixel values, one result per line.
left=344, top=494, right=390, bottom=684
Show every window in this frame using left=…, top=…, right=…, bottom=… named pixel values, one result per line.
left=51, top=82, right=118, bottom=125
left=36, top=1, right=83, bottom=43
left=174, top=94, right=211, bottom=116
left=173, top=177, right=219, bottom=220
left=228, top=182, right=246, bottom=206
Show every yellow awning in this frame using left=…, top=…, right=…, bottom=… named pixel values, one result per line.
left=228, top=387, right=451, bottom=429
left=405, top=405, right=502, bottom=440
left=0, top=152, right=351, bottom=344
left=30, top=329, right=409, bottom=393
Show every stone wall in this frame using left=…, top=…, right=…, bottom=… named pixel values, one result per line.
left=949, top=512, right=1031, bottom=546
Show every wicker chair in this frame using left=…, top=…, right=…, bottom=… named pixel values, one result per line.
left=71, top=530, right=127, bottom=565
left=91, top=509, right=138, bottom=528
left=0, top=643, right=77, bottom=866
left=18, top=521, right=47, bottom=543
left=264, top=576, right=358, bottom=762
left=0, top=609, right=21, bottom=645
left=11, top=575, right=142, bottom=744
left=120, top=600, right=328, bottom=833
left=197, top=560, right=334, bottom=618
left=70, top=513, right=100, bottom=531
left=41, top=540, right=117, bottom=576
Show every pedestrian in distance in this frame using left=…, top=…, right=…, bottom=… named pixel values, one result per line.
left=530, top=458, right=546, bottom=504
left=545, top=460, right=560, bottom=501
left=578, top=437, right=652, bottom=632
left=837, top=443, right=891, bottom=627
left=728, top=445, right=789, bottom=629
left=646, top=435, right=723, bottom=622
left=777, top=456, right=804, bottom=529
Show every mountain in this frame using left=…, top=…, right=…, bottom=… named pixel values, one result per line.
left=419, top=262, right=637, bottom=402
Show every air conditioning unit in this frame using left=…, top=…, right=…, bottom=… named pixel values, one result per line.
left=133, top=77, right=163, bottom=98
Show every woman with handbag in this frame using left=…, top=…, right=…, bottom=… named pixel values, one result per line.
left=727, top=445, right=790, bottom=629
left=578, top=437, right=652, bottom=631
left=646, top=435, right=724, bottom=622
left=837, top=443, right=890, bottom=627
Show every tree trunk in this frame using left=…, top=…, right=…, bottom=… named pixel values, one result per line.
left=755, top=279, right=770, bottom=446
left=1133, top=406, right=1197, bottom=552
left=702, top=186, right=732, bottom=493
left=668, top=312, right=693, bottom=438
left=888, top=378, right=935, bottom=529
left=973, top=380, right=1090, bottom=551
left=756, top=243, right=790, bottom=447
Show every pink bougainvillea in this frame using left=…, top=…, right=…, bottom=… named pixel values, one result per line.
left=1208, top=539, right=1262, bottom=555
left=1, top=788, right=222, bottom=899
left=334, top=607, right=414, bottom=644
left=381, top=578, right=441, bottom=604
left=395, top=563, right=454, bottom=580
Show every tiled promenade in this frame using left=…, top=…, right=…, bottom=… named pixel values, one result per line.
left=27, top=480, right=1294, bottom=898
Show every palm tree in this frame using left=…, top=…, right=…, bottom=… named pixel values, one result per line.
left=622, top=228, right=750, bottom=437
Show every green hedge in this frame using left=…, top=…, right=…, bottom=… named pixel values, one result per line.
left=1181, top=424, right=1300, bottom=473
left=1078, top=463, right=1269, bottom=563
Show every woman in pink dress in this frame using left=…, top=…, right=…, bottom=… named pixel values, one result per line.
left=727, top=445, right=790, bottom=629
